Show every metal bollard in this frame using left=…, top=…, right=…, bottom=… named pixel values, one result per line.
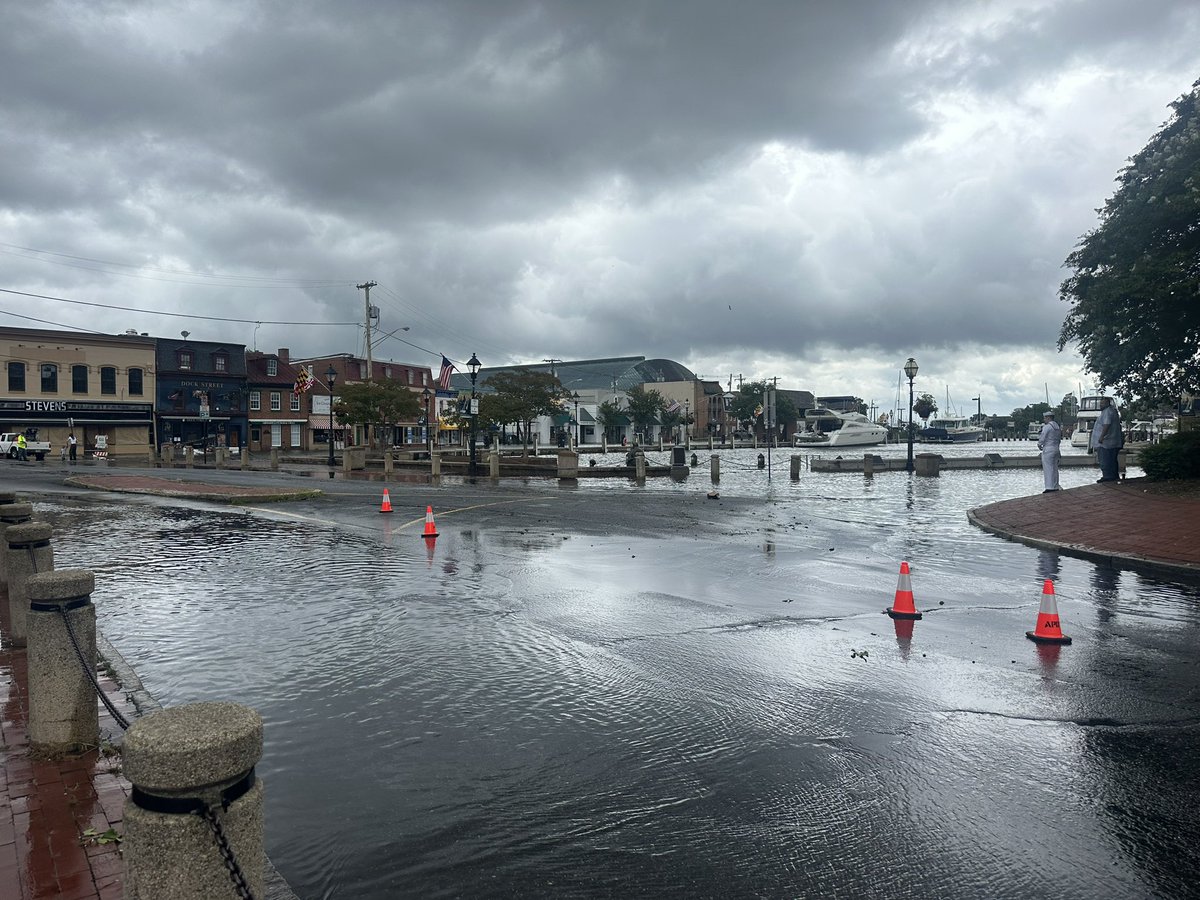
left=0, top=501, right=34, bottom=586
left=26, top=569, right=98, bottom=754
left=123, top=702, right=265, bottom=900
left=711, top=454, right=720, bottom=483
left=6, top=521, right=54, bottom=648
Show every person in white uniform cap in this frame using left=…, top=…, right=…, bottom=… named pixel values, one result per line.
left=1037, top=410, right=1062, bottom=493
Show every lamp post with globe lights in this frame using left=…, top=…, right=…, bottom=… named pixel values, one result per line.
left=904, top=357, right=919, bottom=472
left=467, top=353, right=481, bottom=476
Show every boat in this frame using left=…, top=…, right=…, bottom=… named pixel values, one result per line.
left=1070, top=395, right=1117, bottom=449
left=920, top=416, right=985, bottom=443
left=793, top=409, right=888, bottom=447
left=1027, top=422, right=1042, bottom=440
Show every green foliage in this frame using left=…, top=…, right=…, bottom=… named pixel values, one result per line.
left=912, top=392, right=938, bottom=420
left=1010, top=402, right=1054, bottom=436
left=594, top=399, right=623, bottom=428
left=624, top=384, right=665, bottom=438
left=334, top=380, right=421, bottom=436
left=484, top=370, right=570, bottom=449
left=1136, top=430, right=1200, bottom=480
left=1059, top=78, right=1200, bottom=403
left=727, top=382, right=797, bottom=428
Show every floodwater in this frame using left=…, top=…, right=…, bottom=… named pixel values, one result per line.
left=35, top=445, right=1200, bottom=899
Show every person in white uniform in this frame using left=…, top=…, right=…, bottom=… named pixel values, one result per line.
left=1037, top=410, right=1062, bottom=492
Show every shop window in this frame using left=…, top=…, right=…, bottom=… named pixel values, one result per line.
left=41, top=363, right=58, bottom=393
left=72, top=364, right=89, bottom=393
left=100, top=366, right=117, bottom=395
left=8, top=362, right=25, bottom=392
left=270, top=391, right=281, bottom=411
left=128, top=368, right=144, bottom=395
left=249, top=391, right=261, bottom=411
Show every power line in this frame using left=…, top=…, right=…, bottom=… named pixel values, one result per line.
left=0, top=288, right=359, bottom=326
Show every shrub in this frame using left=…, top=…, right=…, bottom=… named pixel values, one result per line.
left=1137, top=430, right=1200, bottom=480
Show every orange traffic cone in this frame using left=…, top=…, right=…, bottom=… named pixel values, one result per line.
left=885, top=561, right=922, bottom=620
left=1026, top=579, right=1072, bottom=645
left=379, top=488, right=393, bottom=513
left=421, top=505, right=439, bottom=538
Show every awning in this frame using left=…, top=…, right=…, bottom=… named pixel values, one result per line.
left=307, top=414, right=346, bottom=430
left=552, top=412, right=571, bottom=426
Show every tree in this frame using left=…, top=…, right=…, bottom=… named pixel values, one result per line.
left=1011, top=402, right=1053, bottom=438
left=727, top=382, right=797, bottom=435
left=483, top=371, right=570, bottom=453
left=1059, top=78, right=1200, bottom=403
left=334, top=380, right=421, bottom=445
left=624, top=385, right=665, bottom=441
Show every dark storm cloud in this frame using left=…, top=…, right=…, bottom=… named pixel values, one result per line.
left=1, top=0, right=1197, bottom=410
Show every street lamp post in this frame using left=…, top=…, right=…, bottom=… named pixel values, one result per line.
left=422, top=387, right=432, bottom=453
left=467, top=353, right=481, bottom=477
left=326, top=366, right=337, bottom=474
left=684, top=398, right=690, bottom=445
left=904, top=357, right=919, bottom=472
left=573, top=392, right=580, bottom=448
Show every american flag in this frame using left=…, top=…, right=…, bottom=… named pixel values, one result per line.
left=438, top=355, right=456, bottom=390
left=293, top=365, right=314, bottom=396
left=665, top=399, right=681, bottom=414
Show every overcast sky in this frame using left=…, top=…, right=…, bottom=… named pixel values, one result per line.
left=2, top=1, right=1196, bottom=417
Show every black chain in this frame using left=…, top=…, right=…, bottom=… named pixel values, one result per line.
left=57, top=607, right=131, bottom=731
left=199, top=803, right=257, bottom=900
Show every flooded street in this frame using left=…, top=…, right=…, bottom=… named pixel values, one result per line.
left=21, top=447, right=1200, bottom=898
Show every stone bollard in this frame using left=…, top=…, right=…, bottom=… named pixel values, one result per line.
left=489, top=447, right=500, bottom=478
left=383, top=449, right=394, bottom=475
left=240, top=448, right=249, bottom=470
left=711, top=454, right=720, bottom=483
left=430, top=452, right=441, bottom=477
left=0, top=501, right=34, bottom=586
left=123, top=702, right=265, bottom=900
left=657, top=436, right=663, bottom=452
left=601, top=437, right=608, bottom=454
left=185, top=447, right=194, bottom=468
left=160, top=444, right=172, bottom=467
left=708, top=436, right=714, bottom=451
left=790, top=455, right=802, bottom=480
left=215, top=448, right=227, bottom=467
left=270, top=449, right=280, bottom=471
left=914, top=452, right=944, bottom=477
left=634, top=451, right=646, bottom=481
left=26, top=569, right=98, bottom=754
left=557, top=449, right=579, bottom=480
left=147, top=445, right=156, bottom=467
left=6, top=521, right=54, bottom=648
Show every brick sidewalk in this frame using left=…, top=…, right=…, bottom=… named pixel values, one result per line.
left=969, top=477, right=1200, bottom=573
left=1, top=594, right=133, bottom=900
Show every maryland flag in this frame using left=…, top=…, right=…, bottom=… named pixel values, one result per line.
left=293, top=365, right=314, bottom=396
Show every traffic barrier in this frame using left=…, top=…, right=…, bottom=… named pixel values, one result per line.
left=380, top=488, right=393, bottom=514
left=1026, top=579, right=1072, bottom=644
left=422, top=505, right=439, bottom=538
left=885, top=561, right=922, bottom=620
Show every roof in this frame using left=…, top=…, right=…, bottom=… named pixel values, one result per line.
left=448, top=355, right=698, bottom=394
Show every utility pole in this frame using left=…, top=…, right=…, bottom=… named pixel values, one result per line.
left=357, top=281, right=378, bottom=381
left=543, top=358, right=562, bottom=378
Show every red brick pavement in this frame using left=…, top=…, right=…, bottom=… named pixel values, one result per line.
left=969, top=477, right=1200, bottom=573
left=1, top=597, right=133, bottom=900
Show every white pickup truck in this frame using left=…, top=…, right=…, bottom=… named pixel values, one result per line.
left=0, top=432, right=52, bottom=461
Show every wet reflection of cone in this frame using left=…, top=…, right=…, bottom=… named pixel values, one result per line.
left=379, top=488, right=393, bottom=513
left=1026, top=579, right=1072, bottom=644
left=424, top=535, right=436, bottom=567
left=885, top=562, right=922, bottom=620
left=422, top=505, right=439, bottom=538
left=893, top=616, right=915, bottom=659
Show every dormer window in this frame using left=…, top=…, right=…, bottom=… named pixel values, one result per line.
left=267, top=360, right=278, bottom=377
left=214, top=353, right=228, bottom=373
left=178, top=350, right=193, bottom=370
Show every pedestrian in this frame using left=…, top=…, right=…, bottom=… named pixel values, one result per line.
left=1091, top=397, right=1122, bottom=482
left=1037, top=410, right=1062, bottom=492
left=16, top=432, right=27, bottom=461
left=68, top=432, right=77, bottom=461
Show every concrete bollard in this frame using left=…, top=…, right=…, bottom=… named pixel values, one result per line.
left=0, top=501, right=34, bottom=586
left=185, top=447, right=194, bottom=468
left=159, top=444, right=172, bottom=467
left=431, top=452, right=441, bottom=477
left=6, top=521, right=54, bottom=648
left=26, top=569, right=98, bottom=754
left=270, top=449, right=280, bottom=471
left=147, top=446, right=156, bottom=467
left=557, top=449, right=579, bottom=480
left=634, top=451, right=646, bottom=481
left=915, top=453, right=944, bottom=477
left=123, top=702, right=265, bottom=900
left=790, top=455, right=802, bottom=480
left=383, top=449, right=394, bottom=475
left=711, top=454, right=720, bottom=483
left=489, top=447, right=500, bottom=478
left=601, top=437, right=608, bottom=454
left=240, top=448, right=249, bottom=470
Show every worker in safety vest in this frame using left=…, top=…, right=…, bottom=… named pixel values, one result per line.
left=16, top=433, right=27, bottom=461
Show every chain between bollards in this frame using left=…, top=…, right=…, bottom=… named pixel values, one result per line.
left=200, top=804, right=257, bottom=900
left=54, top=604, right=131, bottom=731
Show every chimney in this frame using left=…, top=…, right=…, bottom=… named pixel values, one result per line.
left=277, top=348, right=290, bottom=364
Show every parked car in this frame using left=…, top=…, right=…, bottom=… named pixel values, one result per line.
left=0, top=431, right=52, bottom=461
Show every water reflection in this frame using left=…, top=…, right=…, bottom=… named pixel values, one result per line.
left=25, top=468, right=1200, bottom=900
